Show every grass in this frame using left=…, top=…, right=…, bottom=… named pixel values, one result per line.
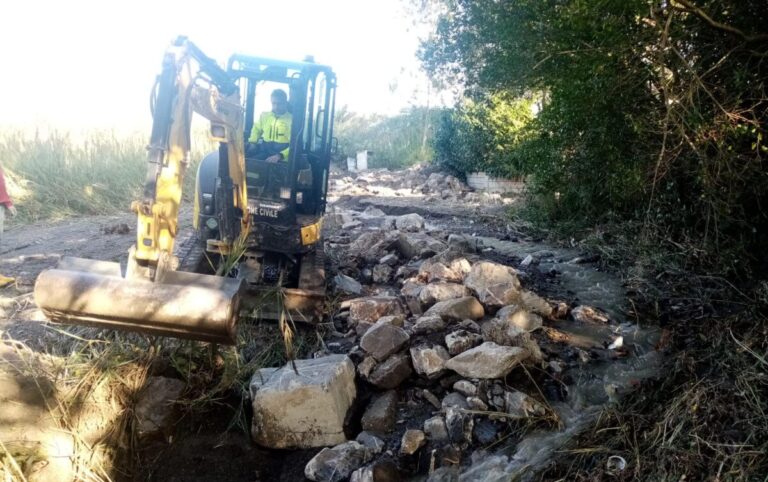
left=0, top=127, right=212, bottom=223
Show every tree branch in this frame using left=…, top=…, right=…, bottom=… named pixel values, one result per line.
left=670, top=0, right=768, bottom=43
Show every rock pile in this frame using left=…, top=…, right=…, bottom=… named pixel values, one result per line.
left=248, top=168, right=624, bottom=481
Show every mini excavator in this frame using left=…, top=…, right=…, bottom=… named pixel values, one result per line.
left=34, top=37, right=336, bottom=344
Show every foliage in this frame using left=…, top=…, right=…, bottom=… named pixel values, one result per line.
left=334, top=106, right=440, bottom=169
left=0, top=128, right=213, bottom=222
left=420, top=0, right=768, bottom=276
left=433, top=92, right=535, bottom=179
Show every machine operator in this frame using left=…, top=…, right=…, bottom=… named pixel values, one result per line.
left=246, top=89, right=292, bottom=163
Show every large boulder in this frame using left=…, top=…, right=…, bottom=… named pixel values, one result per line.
left=305, top=441, right=374, bottom=482
left=463, top=261, right=522, bottom=309
left=444, top=342, right=529, bottom=379
left=250, top=355, right=356, bottom=448
left=424, top=296, right=484, bottom=322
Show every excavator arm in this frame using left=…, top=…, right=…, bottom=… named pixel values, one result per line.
left=132, top=36, right=247, bottom=278
left=33, top=38, right=247, bottom=345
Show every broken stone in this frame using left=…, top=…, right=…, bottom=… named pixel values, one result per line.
left=410, top=345, right=450, bottom=379
left=520, top=254, right=534, bottom=268
left=447, top=234, right=482, bottom=253
left=357, top=356, right=378, bottom=379
left=445, top=407, right=473, bottom=447
left=418, top=282, right=472, bottom=309
left=424, top=296, right=484, bottom=322
left=361, top=390, right=398, bottom=433
left=360, top=323, right=410, bottom=362
left=372, top=264, right=393, bottom=284
left=401, top=279, right=425, bottom=314
left=448, top=258, right=472, bottom=279
left=496, top=305, right=543, bottom=332
left=367, top=352, right=413, bottom=389
left=349, top=297, right=405, bottom=324
left=356, top=431, right=386, bottom=454
left=362, top=206, right=387, bottom=218
left=504, top=390, right=547, bottom=418
left=463, top=261, right=522, bottom=309
left=397, top=232, right=446, bottom=260
left=305, top=441, right=374, bottom=482
left=350, top=460, right=400, bottom=482
left=379, top=253, right=399, bottom=266
left=419, top=261, right=463, bottom=283
left=424, top=416, right=449, bottom=443
left=251, top=355, right=356, bottom=448
left=356, top=321, right=374, bottom=337
left=377, top=315, right=405, bottom=327
left=571, top=305, right=610, bottom=323
left=467, top=397, right=488, bottom=411
left=481, top=319, right=544, bottom=363
left=445, top=330, right=483, bottom=355
left=452, top=380, right=477, bottom=398
left=421, top=389, right=441, bottom=409
left=400, top=429, right=426, bottom=455
left=412, top=315, right=447, bottom=334
left=334, top=274, right=363, bottom=295
left=349, top=231, right=389, bottom=261
left=457, top=319, right=481, bottom=333
left=343, top=220, right=363, bottom=230
left=445, top=342, right=529, bottom=379
left=395, top=213, right=425, bottom=232
left=134, top=376, right=186, bottom=439
left=441, top=392, right=470, bottom=410
left=517, top=290, right=554, bottom=317
left=473, top=419, right=499, bottom=445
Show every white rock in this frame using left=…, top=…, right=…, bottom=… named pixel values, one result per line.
left=496, top=305, right=543, bottom=332
left=400, top=429, right=426, bottom=455
left=424, top=296, right=485, bottom=321
left=464, top=261, right=522, bottom=308
left=251, top=355, right=356, bottom=448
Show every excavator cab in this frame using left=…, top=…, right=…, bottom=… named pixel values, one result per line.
left=34, top=38, right=336, bottom=344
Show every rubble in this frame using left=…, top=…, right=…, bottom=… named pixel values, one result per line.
left=361, top=391, right=398, bottom=433
left=366, top=352, right=413, bottom=389
left=445, top=330, right=483, bottom=355
left=350, top=460, right=400, bottom=482
left=424, top=415, right=450, bottom=443
left=571, top=305, right=610, bottom=323
left=349, top=297, right=405, bottom=324
left=410, top=345, right=450, bottom=379
left=134, top=376, right=185, bottom=439
left=445, top=342, right=529, bottom=379
left=464, top=261, right=522, bottom=309
left=360, top=322, right=410, bottom=361
left=305, top=441, right=374, bottom=482
left=424, top=296, right=485, bottom=322
left=334, top=273, right=363, bottom=295
left=412, top=314, right=447, bottom=334
left=495, top=305, right=543, bottom=332
left=397, top=232, right=447, bottom=259
left=418, top=282, right=472, bottom=309
left=400, top=429, right=426, bottom=455
left=395, top=213, right=425, bottom=232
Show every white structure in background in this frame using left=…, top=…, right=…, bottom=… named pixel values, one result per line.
left=466, top=172, right=525, bottom=194
left=347, top=150, right=371, bottom=172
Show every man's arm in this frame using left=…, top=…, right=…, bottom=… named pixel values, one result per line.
left=248, top=113, right=265, bottom=143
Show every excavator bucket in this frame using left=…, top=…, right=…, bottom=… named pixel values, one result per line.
left=34, top=257, right=243, bottom=345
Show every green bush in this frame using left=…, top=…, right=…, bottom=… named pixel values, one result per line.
left=433, top=92, right=535, bottom=179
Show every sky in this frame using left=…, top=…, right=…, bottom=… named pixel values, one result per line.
left=0, top=0, right=441, bottom=130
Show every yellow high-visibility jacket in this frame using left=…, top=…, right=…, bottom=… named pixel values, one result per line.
left=248, top=111, right=292, bottom=159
